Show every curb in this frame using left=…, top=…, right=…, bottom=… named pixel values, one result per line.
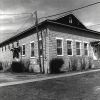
left=0, top=69, right=100, bottom=87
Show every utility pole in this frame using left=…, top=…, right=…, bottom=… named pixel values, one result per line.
left=40, top=31, right=45, bottom=73
left=34, top=11, right=42, bottom=73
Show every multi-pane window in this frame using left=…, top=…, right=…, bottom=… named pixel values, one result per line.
left=84, top=43, right=88, bottom=56
left=8, top=45, right=10, bottom=50
left=39, top=39, right=43, bottom=56
left=30, top=42, right=35, bottom=57
left=12, top=43, right=14, bottom=48
left=17, top=41, right=19, bottom=46
left=67, top=40, right=73, bottom=55
left=2, top=47, right=3, bottom=52
left=76, top=41, right=81, bottom=55
left=56, top=38, right=63, bottom=56
left=22, top=45, right=25, bottom=56
left=5, top=46, right=6, bottom=51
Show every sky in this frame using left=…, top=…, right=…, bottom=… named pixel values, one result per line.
left=0, top=0, right=100, bottom=42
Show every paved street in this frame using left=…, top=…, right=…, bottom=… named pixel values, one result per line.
left=0, top=73, right=46, bottom=83
left=0, top=70, right=100, bottom=100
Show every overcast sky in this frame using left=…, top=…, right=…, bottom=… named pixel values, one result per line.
left=0, top=0, right=100, bottom=42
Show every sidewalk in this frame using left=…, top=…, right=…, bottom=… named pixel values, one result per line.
left=0, top=68, right=100, bottom=87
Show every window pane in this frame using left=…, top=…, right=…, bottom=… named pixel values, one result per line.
left=84, top=50, right=88, bottom=55
left=22, top=45, right=25, bottom=55
left=84, top=43, right=88, bottom=55
left=84, top=43, right=87, bottom=49
left=67, top=49, right=72, bottom=55
left=76, top=49, right=80, bottom=55
left=5, top=46, right=6, bottom=51
left=57, top=39, right=62, bottom=55
left=67, top=41, right=71, bottom=49
left=76, top=42, right=80, bottom=48
left=67, top=41, right=72, bottom=55
left=31, top=42, right=34, bottom=57
left=57, top=48, right=62, bottom=55
left=76, top=42, right=81, bottom=55
left=57, top=39, right=62, bottom=47
left=39, top=40, right=43, bottom=56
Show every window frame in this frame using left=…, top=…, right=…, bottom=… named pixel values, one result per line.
left=2, top=47, right=3, bottom=52
left=39, top=38, right=43, bottom=57
left=56, top=37, right=63, bottom=56
left=83, top=41, right=89, bottom=56
left=66, top=39, right=73, bottom=56
left=30, top=41, right=35, bottom=58
left=75, top=40, right=81, bottom=56
left=5, top=46, right=6, bottom=51
left=22, top=44, right=25, bottom=56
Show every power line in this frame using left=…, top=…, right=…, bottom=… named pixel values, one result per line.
left=0, top=2, right=99, bottom=17
left=88, top=23, right=100, bottom=27
left=1, top=1, right=100, bottom=34
left=14, top=14, right=33, bottom=34
left=0, top=13, right=32, bottom=15
left=39, top=2, right=100, bottom=19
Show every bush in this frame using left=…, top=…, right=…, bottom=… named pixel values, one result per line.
left=69, top=56, right=93, bottom=72
left=11, top=61, right=25, bottom=72
left=21, top=59, right=30, bottom=72
left=88, top=57, right=93, bottom=69
left=0, top=62, right=3, bottom=70
left=49, top=58, right=64, bottom=73
left=80, top=57, right=86, bottom=70
left=70, top=56, right=77, bottom=71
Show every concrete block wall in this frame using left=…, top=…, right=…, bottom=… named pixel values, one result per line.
left=18, top=29, right=49, bottom=73
left=48, top=25, right=100, bottom=70
left=0, top=28, right=50, bottom=73
left=0, top=24, right=100, bottom=73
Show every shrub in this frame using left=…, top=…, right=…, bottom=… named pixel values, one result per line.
left=49, top=58, right=64, bottom=73
left=21, top=59, right=30, bottom=72
left=11, top=61, right=25, bottom=72
left=88, top=57, right=93, bottom=69
left=69, top=56, right=93, bottom=72
left=70, top=56, right=77, bottom=71
left=80, top=57, right=86, bottom=70
left=1, top=61, right=11, bottom=72
left=0, top=62, right=3, bottom=70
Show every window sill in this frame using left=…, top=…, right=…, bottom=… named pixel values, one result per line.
left=22, top=55, right=25, bottom=57
left=57, top=55, right=63, bottom=56
left=30, top=57, right=36, bottom=59
left=68, top=55, right=73, bottom=56
left=76, top=55, right=82, bottom=56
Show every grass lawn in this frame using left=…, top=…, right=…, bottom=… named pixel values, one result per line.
left=0, top=71, right=100, bottom=100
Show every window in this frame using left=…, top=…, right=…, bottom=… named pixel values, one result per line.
left=5, top=46, right=6, bottom=51
left=30, top=42, right=35, bottom=57
left=67, top=40, right=73, bottom=55
left=69, top=17, right=72, bottom=24
left=22, top=44, right=25, bottom=56
left=17, top=41, right=19, bottom=46
left=2, top=47, right=3, bottom=52
left=12, top=43, right=14, bottom=48
left=56, top=38, right=63, bottom=56
left=39, top=39, right=43, bottom=56
left=84, top=43, right=88, bottom=56
left=76, top=41, right=81, bottom=55
left=8, top=45, right=10, bottom=50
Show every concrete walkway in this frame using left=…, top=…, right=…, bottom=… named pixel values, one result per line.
left=0, top=69, right=100, bottom=87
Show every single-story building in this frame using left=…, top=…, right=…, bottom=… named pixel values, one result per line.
left=0, top=13, right=100, bottom=73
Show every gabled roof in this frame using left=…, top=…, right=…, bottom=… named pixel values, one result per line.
left=49, top=12, right=87, bottom=29
left=40, top=12, right=86, bottom=29
left=0, top=13, right=100, bottom=47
